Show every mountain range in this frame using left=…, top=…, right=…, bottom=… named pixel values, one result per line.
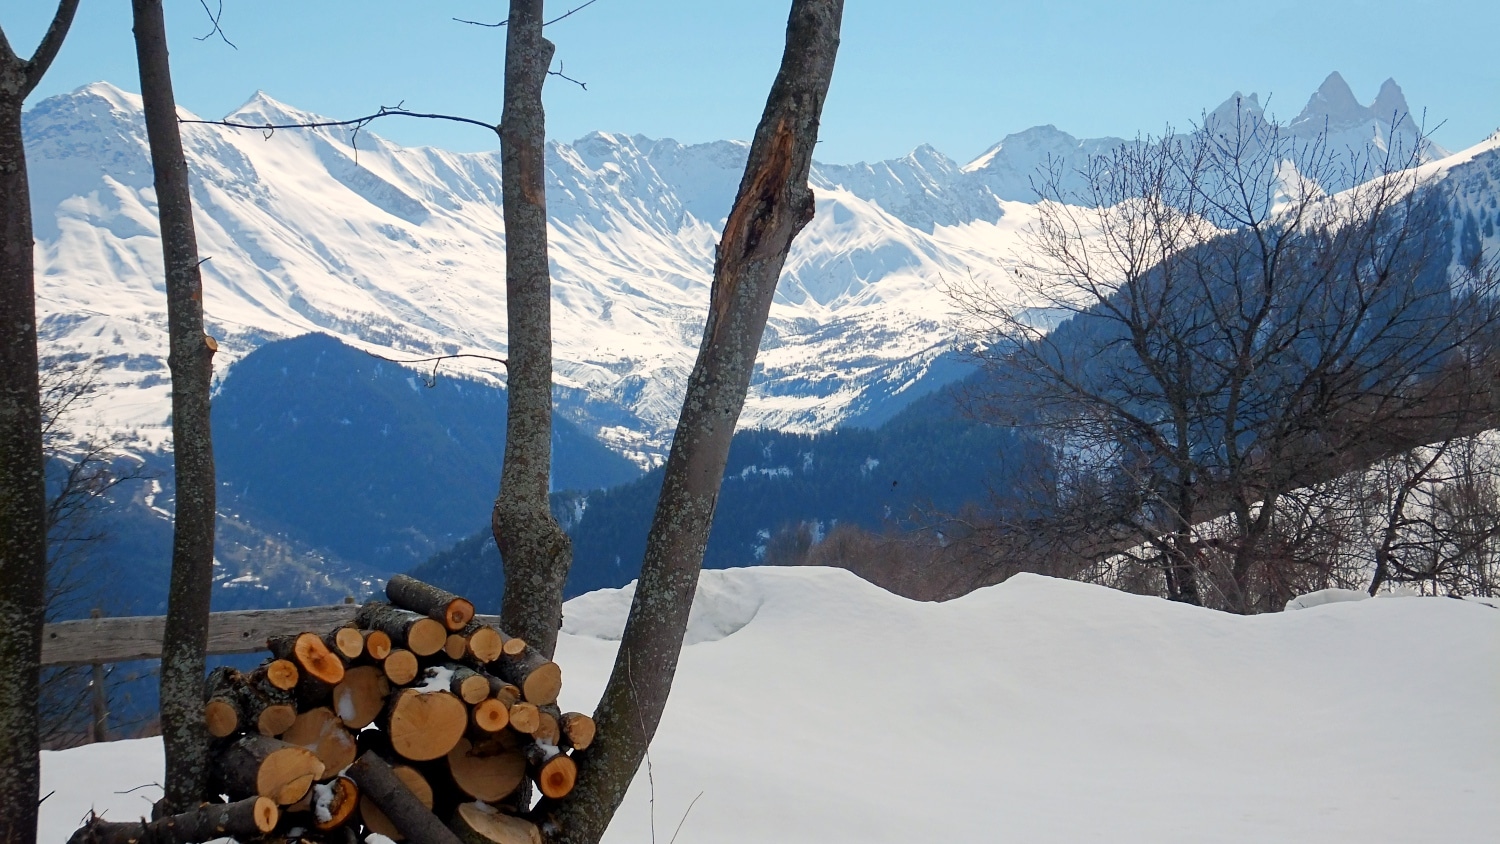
left=25, top=70, right=1500, bottom=613
left=28, top=70, right=1461, bottom=464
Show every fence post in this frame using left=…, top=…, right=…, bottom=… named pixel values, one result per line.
left=87, top=608, right=109, bottom=743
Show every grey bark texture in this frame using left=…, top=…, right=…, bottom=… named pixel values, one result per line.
left=131, top=0, right=218, bottom=812
left=493, top=0, right=572, bottom=660
left=65, top=796, right=276, bottom=844
left=545, top=3, right=844, bottom=842
left=0, top=5, right=80, bottom=843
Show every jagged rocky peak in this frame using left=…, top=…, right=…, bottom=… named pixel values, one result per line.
left=1207, top=91, right=1265, bottom=128
left=1293, top=71, right=1412, bottom=131
left=1371, top=78, right=1412, bottom=124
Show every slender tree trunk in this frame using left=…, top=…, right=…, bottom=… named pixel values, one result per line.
left=547, top=3, right=843, bottom=841
left=493, top=0, right=572, bottom=660
left=0, top=6, right=81, bottom=842
left=132, top=0, right=218, bottom=811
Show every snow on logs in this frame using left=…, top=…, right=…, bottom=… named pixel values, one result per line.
left=152, top=576, right=592, bottom=843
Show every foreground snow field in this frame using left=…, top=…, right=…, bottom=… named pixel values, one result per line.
left=40, top=568, right=1500, bottom=843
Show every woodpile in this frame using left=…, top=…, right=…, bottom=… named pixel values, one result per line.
left=74, top=576, right=592, bottom=844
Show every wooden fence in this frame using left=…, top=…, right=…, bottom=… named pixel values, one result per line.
left=41, top=605, right=507, bottom=667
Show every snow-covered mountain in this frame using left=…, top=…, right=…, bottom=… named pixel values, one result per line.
left=23, top=73, right=1479, bottom=464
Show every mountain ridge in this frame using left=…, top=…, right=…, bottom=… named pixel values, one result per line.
left=25, top=75, right=1474, bottom=467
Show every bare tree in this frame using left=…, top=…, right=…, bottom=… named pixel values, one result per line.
left=493, top=0, right=574, bottom=660
left=548, top=2, right=844, bottom=840
left=131, top=0, right=219, bottom=812
left=951, top=104, right=1500, bottom=612
left=38, top=358, right=142, bottom=749
left=0, top=4, right=82, bottom=841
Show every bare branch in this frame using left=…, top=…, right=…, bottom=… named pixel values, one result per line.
left=180, top=104, right=500, bottom=164
left=548, top=61, right=587, bottom=90
left=16, top=0, right=81, bottom=95
left=362, top=351, right=508, bottom=388
left=194, top=0, right=237, bottom=49
left=454, top=0, right=602, bottom=28
left=181, top=104, right=499, bottom=139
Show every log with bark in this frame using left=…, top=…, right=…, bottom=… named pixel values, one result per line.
left=66, top=796, right=279, bottom=844
left=355, top=602, right=448, bottom=657
left=211, top=733, right=325, bottom=805
left=491, top=648, right=562, bottom=706
left=387, top=574, right=476, bottom=632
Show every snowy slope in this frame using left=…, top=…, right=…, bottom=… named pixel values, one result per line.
left=39, top=568, right=1500, bottom=843
left=26, top=85, right=1037, bottom=461
left=24, top=75, right=1474, bottom=461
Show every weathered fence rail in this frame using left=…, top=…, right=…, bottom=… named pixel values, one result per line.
left=41, top=605, right=505, bottom=667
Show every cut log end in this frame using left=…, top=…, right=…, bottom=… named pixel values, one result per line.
left=444, top=598, right=476, bottom=631
left=334, top=665, right=390, bottom=730
left=384, top=649, right=419, bottom=686
left=258, top=745, right=326, bottom=804
left=466, top=626, right=504, bottom=663
left=560, top=712, right=595, bottom=751
left=205, top=698, right=239, bottom=738
left=454, top=670, right=491, bottom=705
left=452, top=801, right=542, bottom=844
left=508, top=702, right=540, bottom=735
left=312, top=775, right=361, bottom=831
left=265, top=659, right=300, bottom=691
left=444, top=634, right=469, bottom=661
left=535, top=753, right=577, bottom=800
left=251, top=795, right=280, bottom=833
left=407, top=617, right=448, bottom=657
left=447, top=737, right=526, bottom=802
left=256, top=703, right=298, bottom=737
left=522, top=661, right=562, bottom=706
left=501, top=636, right=528, bottom=657
left=329, top=625, right=365, bottom=661
left=471, top=698, right=510, bottom=733
left=281, top=707, right=357, bottom=776
left=386, top=688, right=468, bottom=762
left=365, top=629, right=393, bottom=661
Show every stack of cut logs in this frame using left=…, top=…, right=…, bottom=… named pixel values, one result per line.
left=70, top=576, right=592, bottom=844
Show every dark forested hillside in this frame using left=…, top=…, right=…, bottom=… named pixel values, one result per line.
left=212, top=333, right=640, bottom=574
left=411, top=384, right=1040, bottom=605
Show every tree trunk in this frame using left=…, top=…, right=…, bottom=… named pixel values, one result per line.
left=0, top=6, right=81, bottom=842
left=548, top=3, right=843, bottom=841
left=131, top=0, right=218, bottom=812
left=493, top=0, right=573, bottom=660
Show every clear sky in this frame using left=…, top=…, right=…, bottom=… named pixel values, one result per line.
left=3, top=0, right=1498, bottom=165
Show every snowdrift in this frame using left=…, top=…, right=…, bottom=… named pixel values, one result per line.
left=41, top=568, right=1500, bottom=843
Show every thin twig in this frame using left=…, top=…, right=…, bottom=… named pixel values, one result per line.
left=362, top=352, right=509, bottom=388
left=195, top=0, right=237, bottom=49
left=182, top=105, right=498, bottom=139
left=455, top=0, right=602, bottom=28
left=180, top=103, right=499, bottom=163
left=668, top=791, right=705, bottom=844
left=626, top=653, right=657, bottom=844
left=548, top=61, right=588, bottom=91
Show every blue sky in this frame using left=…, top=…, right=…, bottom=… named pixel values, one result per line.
left=4, top=0, right=1498, bottom=164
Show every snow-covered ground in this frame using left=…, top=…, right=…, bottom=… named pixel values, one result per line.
left=40, top=568, right=1500, bottom=843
